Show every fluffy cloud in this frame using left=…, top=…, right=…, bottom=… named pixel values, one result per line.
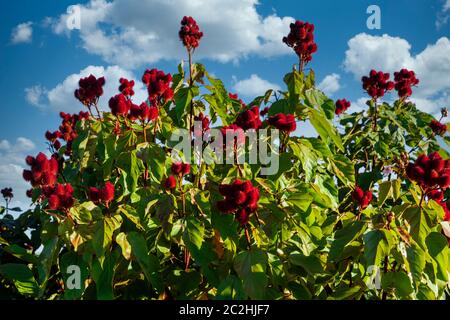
left=11, top=22, right=33, bottom=44
left=436, top=0, right=450, bottom=28
left=25, top=85, right=47, bottom=108
left=25, top=65, right=147, bottom=113
left=50, top=0, right=294, bottom=68
left=343, top=33, right=450, bottom=114
left=232, top=74, right=280, bottom=98
left=0, top=138, right=37, bottom=211
left=317, top=73, right=341, bottom=96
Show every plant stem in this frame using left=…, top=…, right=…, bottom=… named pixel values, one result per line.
left=142, top=121, right=147, bottom=143
left=372, top=99, right=378, bottom=132
left=419, top=190, right=424, bottom=209
left=382, top=255, right=389, bottom=300
left=188, top=49, right=194, bottom=139
left=93, top=101, right=102, bottom=120
left=244, top=226, right=252, bottom=249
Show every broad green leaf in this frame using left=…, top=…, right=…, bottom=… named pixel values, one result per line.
left=59, top=252, right=89, bottom=300
left=426, top=232, right=449, bottom=282
left=91, top=250, right=119, bottom=300
left=329, top=154, right=355, bottom=186
left=289, top=251, right=324, bottom=275
left=286, top=193, right=313, bottom=212
left=233, top=249, right=268, bottom=299
left=174, top=86, right=199, bottom=124
left=403, top=206, right=431, bottom=249
left=0, top=264, right=39, bottom=296
left=378, top=181, right=392, bottom=206
left=328, top=285, right=363, bottom=300
left=406, top=243, right=426, bottom=287
left=182, top=216, right=205, bottom=250
left=117, top=151, right=142, bottom=195
left=268, top=99, right=294, bottom=116
left=381, top=271, right=414, bottom=298
left=329, top=221, right=366, bottom=262
left=127, top=232, right=162, bottom=292
left=363, top=229, right=394, bottom=267
left=308, top=108, right=344, bottom=152
left=289, top=139, right=317, bottom=181
left=216, top=275, right=246, bottom=300
left=115, top=232, right=131, bottom=260
left=93, top=214, right=122, bottom=257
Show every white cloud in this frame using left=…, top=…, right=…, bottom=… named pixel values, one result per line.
left=0, top=140, right=11, bottom=150
left=317, top=73, right=341, bottom=96
left=437, top=0, right=450, bottom=28
left=25, top=85, right=47, bottom=108
left=50, top=0, right=294, bottom=68
left=11, top=22, right=33, bottom=44
left=26, top=65, right=147, bottom=113
left=0, top=138, right=37, bottom=211
left=343, top=33, right=450, bottom=114
left=232, top=74, right=280, bottom=98
left=349, top=97, right=370, bottom=114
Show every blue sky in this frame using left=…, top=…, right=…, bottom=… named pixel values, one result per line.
left=1, top=0, right=450, bottom=208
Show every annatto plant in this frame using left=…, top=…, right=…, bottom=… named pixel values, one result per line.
left=0, top=16, right=449, bottom=301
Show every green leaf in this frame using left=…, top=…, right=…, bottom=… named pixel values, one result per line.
left=117, top=151, right=142, bottom=195
left=425, top=232, right=449, bottom=282
left=93, top=214, right=122, bottom=257
left=329, top=154, right=355, bottom=186
left=59, top=252, right=89, bottom=300
left=289, top=251, right=324, bottom=275
left=305, top=88, right=327, bottom=109
left=127, top=232, right=162, bottom=292
left=328, top=285, right=363, bottom=300
left=403, top=206, right=431, bottom=249
left=284, top=70, right=304, bottom=107
left=182, top=216, right=205, bottom=250
left=329, top=221, right=366, bottom=262
left=118, top=205, right=144, bottom=231
left=174, top=86, right=199, bottom=124
left=268, top=99, right=294, bottom=116
left=3, top=244, right=39, bottom=264
left=378, top=181, right=392, bottom=206
left=216, top=275, right=246, bottom=300
left=363, top=229, right=394, bottom=267
left=381, top=272, right=414, bottom=298
left=0, top=264, right=39, bottom=296
left=233, top=249, right=268, bottom=299
left=406, top=243, right=426, bottom=287
left=308, top=108, right=344, bottom=152
left=115, top=232, right=131, bottom=260
left=286, top=192, right=313, bottom=212
left=91, top=250, right=119, bottom=300
left=289, top=139, right=317, bottom=182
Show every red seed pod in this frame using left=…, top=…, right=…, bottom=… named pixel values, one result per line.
left=74, top=74, right=105, bottom=106
left=361, top=69, right=395, bottom=99
left=268, top=113, right=297, bottom=133
left=179, top=16, right=203, bottom=51
left=283, top=20, right=318, bottom=65
left=235, top=208, right=250, bottom=226
left=89, top=187, right=101, bottom=202
left=165, top=175, right=177, bottom=190
left=217, top=179, right=260, bottom=225
left=100, top=182, right=114, bottom=203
